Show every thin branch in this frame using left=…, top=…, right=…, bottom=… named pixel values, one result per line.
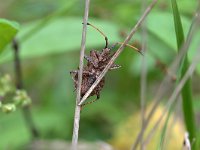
left=78, top=0, right=158, bottom=106
left=12, top=39, right=39, bottom=138
left=71, top=0, right=90, bottom=149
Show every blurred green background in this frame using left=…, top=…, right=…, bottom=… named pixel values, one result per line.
left=0, top=0, right=200, bottom=149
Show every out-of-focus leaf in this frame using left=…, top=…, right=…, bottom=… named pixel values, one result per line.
left=0, top=19, right=19, bottom=54
left=146, top=12, right=190, bottom=50
left=171, top=0, right=196, bottom=148
left=147, top=12, right=200, bottom=66
left=0, top=108, right=69, bottom=149
left=0, top=111, right=30, bottom=149
left=0, top=17, right=121, bottom=63
left=21, top=0, right=77, bottom=41
left=132, top=12, right=200, bottom=75
left=177, top=0, right=198, bottom=16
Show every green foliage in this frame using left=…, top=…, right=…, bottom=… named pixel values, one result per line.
left=132, top=11, right=200, bottom=75
left=0, top=18, right=121, bottom=63
left=0, top=19, right=19, bottom=53
left=0, top=74, right=31, bottom=113
left=157, top=105, right=173, bottom=150
left=1, top=103, right=16, bottom=113
left=13, top=90, right=31, bottom=107
left=0, top=74, right=14, bottom=96
left=0, top=0, right=199, bottom=149
left=0, top=111, right=31, bottom=149
left=171, top=0, right=196, bottom=149
left=20, top=0, right=78, bottom=41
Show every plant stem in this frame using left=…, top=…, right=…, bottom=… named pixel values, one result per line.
left=12, top=39, right=39, bottom=138
left=71, top=0, right=90, bottom=149
left=171, top=0, right=196, bottom=147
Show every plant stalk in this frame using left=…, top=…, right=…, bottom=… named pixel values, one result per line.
left=171, top=0, right=196, bottom=147
left=12, top=39, right=39, bottom=138
left=71, top=0, right=90, bottom=149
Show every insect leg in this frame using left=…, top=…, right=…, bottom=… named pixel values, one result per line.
left=70, top=70, right=78, bottom=82
left=81, top=94, right=100, bottom=109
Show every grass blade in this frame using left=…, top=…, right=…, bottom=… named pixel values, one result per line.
left=171, top=0, right=196, bottom=149
left=157, top=106, right=172, bottom=150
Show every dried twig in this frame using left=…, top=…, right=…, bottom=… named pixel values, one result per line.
left=12, top=39, right=39, bottom=138
left=78, top=0, right=158, bottom=106
left=71, top=0, right=90, bottom=149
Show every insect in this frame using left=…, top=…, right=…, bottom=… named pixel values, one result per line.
left=70, top=23, right=141, bottom=108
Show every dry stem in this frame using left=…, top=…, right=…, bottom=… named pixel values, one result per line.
left=71, top=0, right=90, bottom=149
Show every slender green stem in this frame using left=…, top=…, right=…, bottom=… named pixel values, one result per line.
left=157, top=104, right=173, bottom=150
left=171, top=0, right=196, bottom=148
left=12, top=39, right=39, bottom=138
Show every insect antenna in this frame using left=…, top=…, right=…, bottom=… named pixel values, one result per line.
left=111, top=42, right=143, bottom=55
left=85, top=22, right=108, bottom=48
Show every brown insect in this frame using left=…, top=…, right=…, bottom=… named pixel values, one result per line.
left=70, top=23, right=141, bottom=107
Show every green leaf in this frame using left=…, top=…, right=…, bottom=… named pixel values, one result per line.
left=132, top=11, right=200, bottom=75
left=171, top=0, right=196, bottom=149
left=0, top=19, right=19, bottom=54
left=178, top=0, right=198, bottom=16
left=0, top=17, right=121, bottom=63
left=20, top=0, right=77, bottom=41
left=0, top=111, right=31, bottom=149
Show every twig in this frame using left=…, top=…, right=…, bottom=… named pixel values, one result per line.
left=78, top=0, right=158, bottom=106
left=12, top=39, right=39, bottom=138
left=131, top=7, right=200, bottom=149
left=71, top=0, right=90, bottom=150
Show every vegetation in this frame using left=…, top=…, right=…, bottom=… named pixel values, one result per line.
left=0, top=0, right=200, bottom=149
